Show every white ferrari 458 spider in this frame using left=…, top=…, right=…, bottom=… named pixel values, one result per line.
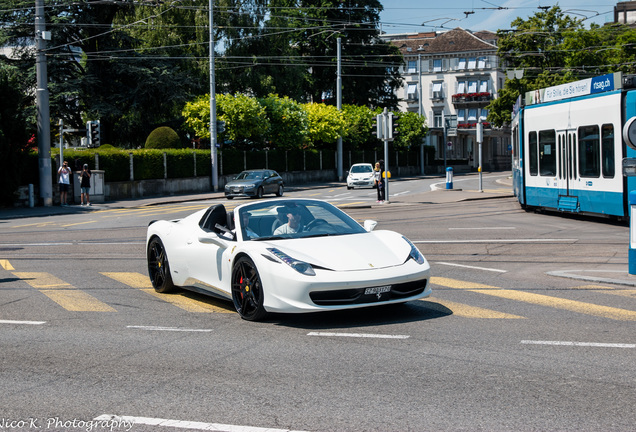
left=146, top=198, right=431, bottom=321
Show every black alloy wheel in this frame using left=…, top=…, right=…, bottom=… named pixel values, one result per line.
left=147, top=237, right=175, bottom=293
left=231, top=256, right=267, bottom=321
left=276, top=185, right=284, bottom=197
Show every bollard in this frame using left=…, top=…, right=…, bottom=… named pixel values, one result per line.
left=28, top=184, right=34, bottom=207
left=445, top=167, right=453, bottom=190
left=630, top=191, right=636, bottom=275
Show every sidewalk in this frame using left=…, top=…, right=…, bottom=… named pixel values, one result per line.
left=0, top=172, right=512, bottom=219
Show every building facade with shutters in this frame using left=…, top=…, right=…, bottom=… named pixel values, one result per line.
left=383, top=28, right=511, bottom=171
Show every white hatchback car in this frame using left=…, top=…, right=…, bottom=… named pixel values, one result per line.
left=346, top=163, right=375, bottom=189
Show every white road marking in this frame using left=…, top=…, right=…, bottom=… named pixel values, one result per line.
left=308, top=331, right=409, bottom=339
left=127, top=326, right=214, bottom=332
left=413, top=238, right=577, bottom=244
left=521, top=340, right=636, bottom=348
left=435, top=262, right=507, bottom=273
left=95, top=414, right=308, bottom=432
left=0, top=320, right=46, bottom=325
left=449, top=227, right=516, bottom=230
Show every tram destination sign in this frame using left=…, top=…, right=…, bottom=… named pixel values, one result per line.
left=525, top=72, right=622, bottom=106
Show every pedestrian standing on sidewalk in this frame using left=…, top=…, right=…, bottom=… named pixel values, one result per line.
left=374, top=160, right=385, bottom=203
left=79, top=164, right=92, bottom=206
left=57, top=161, right=71, bottom=206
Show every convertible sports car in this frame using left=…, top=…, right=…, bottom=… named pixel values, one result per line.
left=146, top=198, right=431, bottom=321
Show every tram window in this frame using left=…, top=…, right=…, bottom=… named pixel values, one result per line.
left=569, top=133, right=576, bottom=180
left=539, top=130, right=556, bottom=176
left=559, top=135, right=564, bottom=180
left=602, top=124, right=615, bottom=178
left=529, top=131, right=538, bottom=176
left=578, top=125, right=600, bottom=177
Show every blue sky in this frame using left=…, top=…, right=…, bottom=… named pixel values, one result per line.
left=379, top=1, right=619, bottom=34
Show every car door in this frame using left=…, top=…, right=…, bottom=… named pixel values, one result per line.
left=182, top=224, right=232, bottom=296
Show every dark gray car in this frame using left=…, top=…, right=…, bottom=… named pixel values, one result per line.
left=224, top=169, right=285, bottom=199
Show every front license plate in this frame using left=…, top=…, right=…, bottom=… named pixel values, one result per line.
left=364, top=285, right=391, bottom=295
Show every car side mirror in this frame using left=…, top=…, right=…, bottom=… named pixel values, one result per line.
left=363, top=220, right=377, bottom=232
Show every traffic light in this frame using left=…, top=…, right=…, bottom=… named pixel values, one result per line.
left=388, top=113, right=398, bottom=140
left=216, top=120, right=226, bottom=134
left=86, top=120, right=101, bottom=147
left=372, top=114, right=384, bottom=139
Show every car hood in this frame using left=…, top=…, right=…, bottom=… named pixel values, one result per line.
left=348, top=172, right=373, bottom=179
left=227, top=179, right=260, bottom=187
left=267, top=231, right=412, bottom=271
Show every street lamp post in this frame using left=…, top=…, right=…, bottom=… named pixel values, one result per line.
left=35, top=0, right=52, bottom=206
left=209, top=0, right=218, bottom=191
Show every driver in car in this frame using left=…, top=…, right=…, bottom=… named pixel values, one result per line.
left=273, top=206, right=304, bottom=235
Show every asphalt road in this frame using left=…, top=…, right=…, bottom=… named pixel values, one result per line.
left=1, top=177, right=636, bottom=432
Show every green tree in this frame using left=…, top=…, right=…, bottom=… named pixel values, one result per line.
left=0, top=66, right=33, bottom=204
left=341, top=104, right=374, bottom=150
left=490, top=6, right=583, bottom=126
left=302, top=102, right=346, bottom=149
left=259, top=95, right=308, bottom=149
left=392, top=111, right=427, bottom=150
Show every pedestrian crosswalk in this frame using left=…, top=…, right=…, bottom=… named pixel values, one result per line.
left=2, top=261, right=636, bottom=320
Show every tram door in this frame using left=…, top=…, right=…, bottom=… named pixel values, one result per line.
left=557, top=129, right=578, bottom=209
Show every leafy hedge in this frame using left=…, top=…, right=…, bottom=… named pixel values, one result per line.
left=25, top=145, right=432, bottom=186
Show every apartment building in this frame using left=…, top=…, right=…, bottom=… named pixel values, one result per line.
left=383, top=28, right=511, bottom=171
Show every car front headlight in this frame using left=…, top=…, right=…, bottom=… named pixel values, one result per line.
left=402, top=236, right=425, bottom=265
left=267, top=248, right=316, bottom=276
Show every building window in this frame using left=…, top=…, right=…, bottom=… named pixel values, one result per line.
left=432, top=82, right=443, bottom=99
left=479, top=80, right=489, bottom=93
left=433, top=59, right=442, bottom=72
left=458, top=58, right=466, bottom=70
left=480, top=109, right=488, bottom=121
left=467, top=57, right=476, bottom=69
left=456, top=82, right=465, bottom=94
left=407, top=83, right=418, bottom=100
left=433, top=111, right=443, bottom=128
left=407, top=60, right=417, bottom=74
left=478, top=57, right=486, bottom=69
left=467, top=81, right=478, bottom=93
left=468, top=109, right=477, bottom=121
left=457, top=109, right=465, bottom=122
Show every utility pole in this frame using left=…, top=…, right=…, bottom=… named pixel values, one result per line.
left=209, top=0, right=218, bottom=191
left=336, top=37, right=343, bottom=181
left=35, top=0, right=52, bottom=206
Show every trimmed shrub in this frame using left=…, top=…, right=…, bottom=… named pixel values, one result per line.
left=145, top=127, right=181, bottom=149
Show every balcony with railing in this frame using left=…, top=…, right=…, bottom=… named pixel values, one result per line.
left=457, top=122, right=491, bottom=130
left=451, top=92, right=492, bottom=105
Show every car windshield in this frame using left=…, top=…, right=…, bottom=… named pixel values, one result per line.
left=236, top=171, right=264, bottom=180
left=351, top=165, right=373, bottom=173
left=237, top=199, right=367, bottom=241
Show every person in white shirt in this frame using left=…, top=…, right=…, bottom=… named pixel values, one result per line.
left=273, top=206, right=303, bottom=235
left=57, top=161, right=71, bottom=206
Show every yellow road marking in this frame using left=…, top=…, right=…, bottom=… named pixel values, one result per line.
left=422, top=297, right=525, bottom=319
left=337, top=201, right=366, bottom=207
left=11, top=221, right=56, bottom=228
left=12, top=272, right=115, bottom=312
left=102, top=271, right=234, bottom=313
left=39, top=289, right=116, bottom=312
left=101, top=272, right=152, bottom=288
left=13, top=272, right=73, bottom=289
left=0, top=259, right=15, bottom=270
left=140, top=289, right=234, bottom=313
left=431, top=277, right=636, bottom=321
left=60, top=220, right=97, bottom=227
